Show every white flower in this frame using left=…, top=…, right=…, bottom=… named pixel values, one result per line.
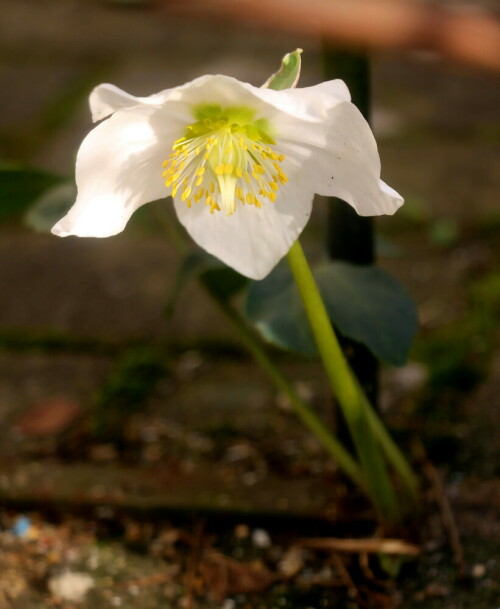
left=52, top=75, right=403, bottom=279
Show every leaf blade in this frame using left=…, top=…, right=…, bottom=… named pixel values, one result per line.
left=0, top=164, right=63, bottom=223
left=263, top=49, right=303, bottom=90
left=245, top=261, right=418, bottom=366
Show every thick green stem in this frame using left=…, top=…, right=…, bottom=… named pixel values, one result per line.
left=287, top=240, right=405, bottom=520
left=288, top=239, right=419, bottom=503
left=364, top=406, right=419, bottom=502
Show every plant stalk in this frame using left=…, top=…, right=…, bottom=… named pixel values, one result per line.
left=287, top=240, right=407, bottom=520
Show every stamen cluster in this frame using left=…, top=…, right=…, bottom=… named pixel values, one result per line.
left=162, top=105, right=287, bottom=216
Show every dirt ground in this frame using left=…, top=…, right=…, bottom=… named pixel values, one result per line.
left=1, top=1, right=499, bottom=607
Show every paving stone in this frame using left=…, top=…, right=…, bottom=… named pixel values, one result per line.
left=0, top=228, right=234, bottom=341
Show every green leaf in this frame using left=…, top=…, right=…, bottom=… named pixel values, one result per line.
left=245, top=261, right=418, bottom=366
left=201, top=266, right=249, bottom=301
left=0, top=163, right=62, bottom=222
left=245, top=264, right=316, bottom=355
left=25, top=182, right=76, bottom=233
left=263, top=49, right=303, bottom=90
left=165, top=250, right=248, bottom=316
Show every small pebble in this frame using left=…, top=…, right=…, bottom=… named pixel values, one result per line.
left=252, top=528, right=271, bottom=548
left=242, top=471, right=259, bottom=486
left=49, top=572, right=94, bottom=602
left=128, top=584, right=140, bottom=596
left=472, top=563, right=486, bottom=578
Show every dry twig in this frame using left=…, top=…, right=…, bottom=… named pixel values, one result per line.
left=421, top=460, right=467, bottom=577
left=412, top=439, right=466, bottom=577
left=113, top=569, right=178, bottom=589
left=299, top=537, right=421, bottom=556
left=330, top=552, right=360, bottom=600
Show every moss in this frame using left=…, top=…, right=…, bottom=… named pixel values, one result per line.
left=91, top=347, right=170, bottom=441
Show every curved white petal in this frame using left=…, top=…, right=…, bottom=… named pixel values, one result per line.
left=56, top=73, right=402, bottom=278
left=52, top=107, right=181, bottom=238
left=89, top=83, right=178, bottom=122
left=90, top=76, right=351, bottom=133
left=163, top=75, right=350, bottom=127
left=89, top=76, right=241, bottom=123
left=277, top=102, right=403, bottom=216
left=253, top=78, right=351, bottom=120
left=173, top=179, right=314, bottom=280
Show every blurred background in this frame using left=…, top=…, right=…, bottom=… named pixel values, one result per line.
left=0, top=0, right=499, bottom=607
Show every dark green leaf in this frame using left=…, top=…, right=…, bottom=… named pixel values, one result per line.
left=245, top=264, right=316, bottom=355
left=245, top=261, right=418, bottom=366
left=165, top=250, right=248, bottom=315
left=201, top=266, right=249, bottom=301
left=25, top=182, right=76, bottom=233
left=0, top=163, right=62, bottom=222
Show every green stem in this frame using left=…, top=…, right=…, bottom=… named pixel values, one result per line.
left=287, top=240, right=406, bottom=520
left=153, top=205, right=366, bottom=490
left=364, top=406, right=420, bottom=501
left=210, top=289, right=367, bottom=491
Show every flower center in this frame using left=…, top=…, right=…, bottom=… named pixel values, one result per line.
left=162, top=104, right=287, bottom=216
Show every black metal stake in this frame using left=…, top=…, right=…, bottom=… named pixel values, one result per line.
left=322, top=47, right=378, bottom=408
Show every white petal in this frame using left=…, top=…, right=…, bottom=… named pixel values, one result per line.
left=89, top=76, right=231, bottom=123
left=59, top=73, right=401, bottom=276
left=52, top=107, right=179, bottom=238
left=279, top=102, right=403, bottom=216
left=253, top=78, right=351, bottom=120
left=89, top=83, right=177, bottom=122
left=163, top=75, right=350, bottom=126
left=173, top=180, right=314, bottom=280
left=90, top=76, right=350, bottom=132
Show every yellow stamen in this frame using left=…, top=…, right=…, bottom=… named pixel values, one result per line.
left=161, top=105, right=288, bottom=214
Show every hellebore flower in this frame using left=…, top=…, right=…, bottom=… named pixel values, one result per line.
left=52, top=75, right=403, bottom=279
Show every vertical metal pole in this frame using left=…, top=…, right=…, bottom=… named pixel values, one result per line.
left=322, top=47, right=378, bottom=407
